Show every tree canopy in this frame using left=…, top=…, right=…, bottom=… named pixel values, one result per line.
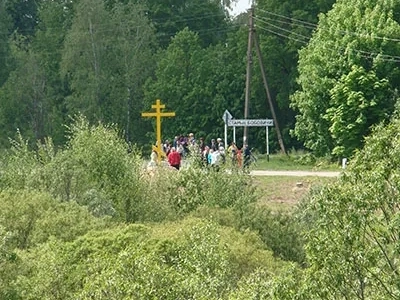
left=291, top=0, right=400, bottom=158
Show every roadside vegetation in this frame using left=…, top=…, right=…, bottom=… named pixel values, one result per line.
left=2, top=113, right=400, bottom=298
left=251, top=150, right=341, bottom=171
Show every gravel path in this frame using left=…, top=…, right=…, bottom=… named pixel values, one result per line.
left=250, top=170, right=341, bottom=177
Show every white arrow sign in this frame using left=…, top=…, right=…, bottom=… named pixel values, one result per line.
left=228, top=119, right=274, bottom=127
left=222, top=110, right=233, bottom=123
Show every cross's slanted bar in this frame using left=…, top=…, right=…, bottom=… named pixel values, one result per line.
left=141, top=99, right=176, bottom=163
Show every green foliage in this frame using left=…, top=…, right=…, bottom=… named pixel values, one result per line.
left=143, top=163, right=257, bottom=219
left=15, top=218, right=285, bottom=299
left=0, top=129, right=39, bottom=190
left=291, top=0, right=400, bottom=157
left=61, top=0, right=156, bottom=144
left=239, top=204, right=306, bottom=265
left=0, top=189, right=105, bottom=249
left=228, top=268, right=273, bottom=300
left=327, top=65, right=393, bottom=157
left=144, top=27, right=248, bottom=144
left=252, top=0, right=336, bottom=152
left=0, top=226, right=20, bottom=300
left=144, top=0, right=229, bottom=48
left=43, top=117, right=146, bottom=222
left=0, top=116, right=147, bottom=223
left=228, top=264, right=306, bottom=300
left=0, top=1, right=12, bottom=86
left=293, top=115, right=400, bottom=298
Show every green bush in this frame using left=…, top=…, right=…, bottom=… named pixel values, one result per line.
left=0, top=226, right=20, bottom=300
left=238, top=204, right=306, bottom=265
left=0, top=116, right=149, bottom=223
left=142, top=165, right=258, bottom=219
left=0, top=189, right=105, bottom=249
left=15, top=218, right=286, bottom=299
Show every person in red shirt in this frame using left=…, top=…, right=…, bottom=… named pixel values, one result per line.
left=168, top=147, right=181, bottom=170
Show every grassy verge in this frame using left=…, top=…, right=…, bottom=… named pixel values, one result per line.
left=252, top=152, right=341, bottom=171
left=253, top=176, right=336, bottom=211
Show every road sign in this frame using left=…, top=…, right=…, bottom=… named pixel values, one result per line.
left=228, top=119, right=273, bottom=127
left=222, top=110, right=233, bottom=123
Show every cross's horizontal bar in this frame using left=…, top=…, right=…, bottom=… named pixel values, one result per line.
left=152, top=104, right=165, bottom=109
left=141, top=112, right=176, bottom=117
left=141, top=112, right=157, bottom=117
left=161, top=112, right=176, bottom=117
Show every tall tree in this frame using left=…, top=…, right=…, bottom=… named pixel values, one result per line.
left=0, top=42, right=48, bottom=145
left=103, top=2, right=156, bottom=143
left=30, top=0, right=75, bottom=144
left=144, top=26, right=248, bottom=143
left=0, top=0, right=74, bottom=146
left=248, top=0, right=336, bottom=151
left=4, top=0, right=40, bottom=38
left=61, top=0, right=113, bottom=121
left=144, top=0, right=230, bottom=48
left=291, top=0, right=400, bottom=158
left=0, top=0, right=12, bottom=86
left=61, top=0, right=156, bottom=144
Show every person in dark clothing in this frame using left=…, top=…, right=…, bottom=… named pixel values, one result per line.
left=210, top=139, right=217, bottom=151
left=243, top=144, right=251, bottom=171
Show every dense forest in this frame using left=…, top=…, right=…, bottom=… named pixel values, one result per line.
left=3, top=0, right=398, bottom=157
left=2, top=0, right=400, bottom=298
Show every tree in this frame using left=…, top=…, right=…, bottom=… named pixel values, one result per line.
left=0, top=225, right=19, bottom=300
left=0, top=0, right=12, bottom=86
left=247, top=0, right=336, bottom=151
left=144, top=0, right=230, bottom=48
left=291, top=0, right=400, bottom=158
left=144, top=26, right=249, bottom=143
left=3, top=0, right=39, bottom=38
left=288, top=115, right=400, bottom=298
left=29, top=0, right=75, bottom=144
left=0, top=45, right=48, bottom=144
left=103, top=1, right=156, bottom=143
left=61, top=0, right=156, bottom=145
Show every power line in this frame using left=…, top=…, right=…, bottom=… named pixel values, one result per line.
left=253, top=16, right=311, bottom=42
left=255, top=24, right=309, bottom=45
left=256, top=8, right=318, bottom=29
left=354, top=49, right=400, bottom=63
left=254, top=14, right=316, bottom=31
left=256, top=8, right=400, bottom=43
left=256, top=22, right=400, bottom=63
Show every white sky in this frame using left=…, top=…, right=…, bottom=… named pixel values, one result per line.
left=230, top=0, right=251, bottom=16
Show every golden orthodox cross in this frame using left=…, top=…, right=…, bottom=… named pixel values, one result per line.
left=141, top=99, right=175, bottom=163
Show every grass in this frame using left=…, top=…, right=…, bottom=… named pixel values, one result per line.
left=251, top=152, right=341, bottom=171
left=253, top=175, right=336, bottom=212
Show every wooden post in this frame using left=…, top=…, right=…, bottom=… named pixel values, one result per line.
left=244, top=7, right=254, bottom=146
left=142, top=99, right=175, bottom=163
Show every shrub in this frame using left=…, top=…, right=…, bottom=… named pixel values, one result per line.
left=0, top=189, right=105, bottom=249
left=238, top=204, right=306, bottom=265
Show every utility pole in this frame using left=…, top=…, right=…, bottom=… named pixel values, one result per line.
left=254, top=34, right=286, bottom=154
left=243, top=6, right=287, bottom=154
left=243, top=7, right=254, bottom=146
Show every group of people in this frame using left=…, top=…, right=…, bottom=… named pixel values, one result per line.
left=148, top=133, right=253, bottom=171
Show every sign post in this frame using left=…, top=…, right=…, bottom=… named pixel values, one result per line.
left=222, top=110, right=233, bottom=149
left=266, top=125, right=269, bottom=161
left=142, top=99, right=175, bottom=163
left=228, top=119, right=273, bottom=127
left=227, top=118, right=274, bottom=156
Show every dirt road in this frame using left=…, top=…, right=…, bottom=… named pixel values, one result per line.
left=250, top=170, right=341, bottom=177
